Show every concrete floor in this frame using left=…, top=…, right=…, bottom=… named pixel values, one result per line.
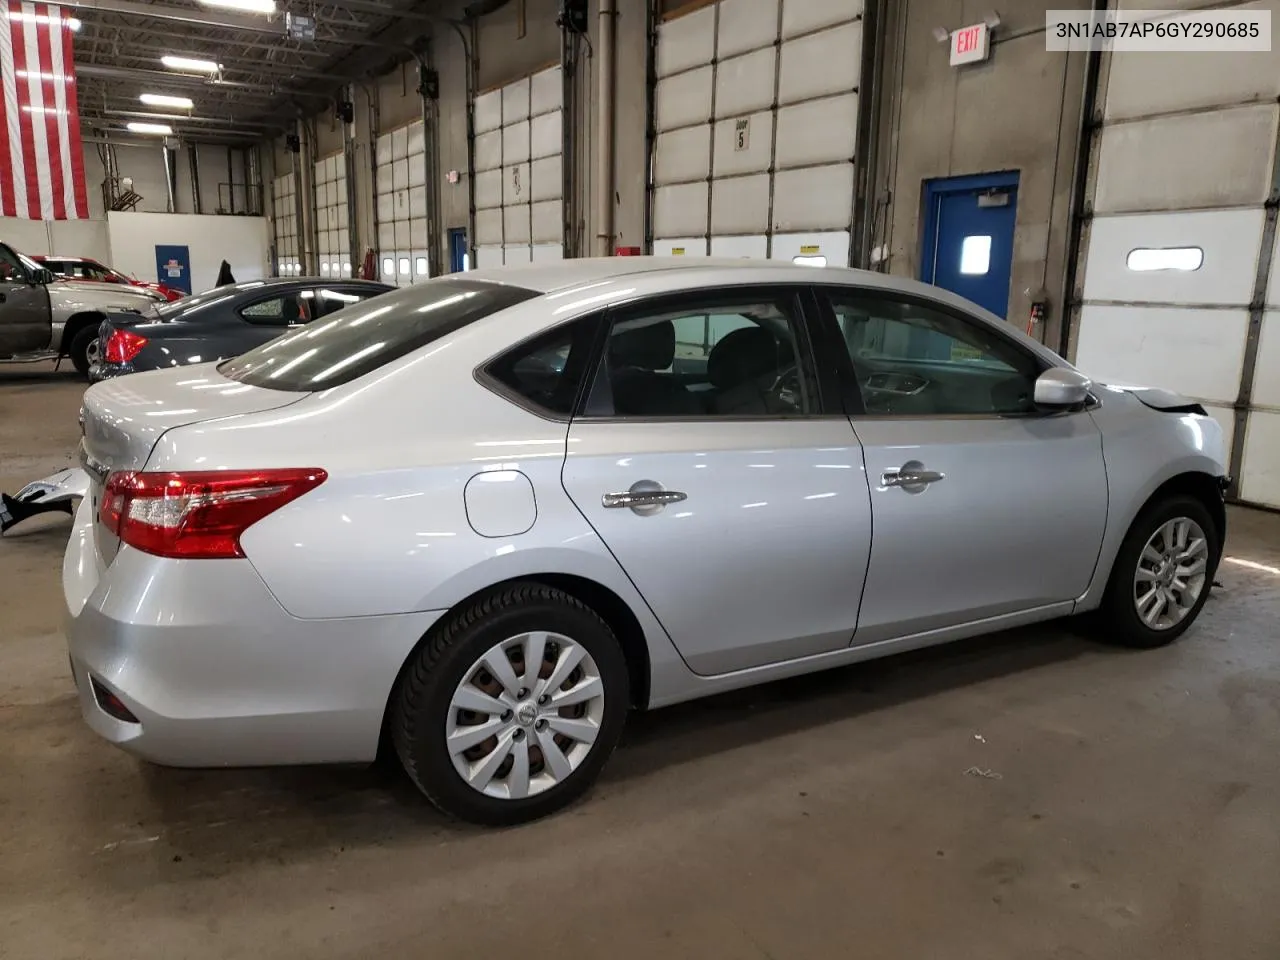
left=2, top=363, right=1279, bottom=960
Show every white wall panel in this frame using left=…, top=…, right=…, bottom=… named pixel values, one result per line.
left=654, top=181, right=709, bottom=238
left=771, top=231, right=850, bottom=263
left=531, top=111, right=562, bottom=159
left=778, top=22, right=861, bottom=104
left=711, top=174, right=770, bottom=234
left=1240, top=411, right=1280, bottom=507
left=718, top=0, right=779, bottom=57
left=532, top=201, right=561, bottom=243
left=475, top=90, right=502, bottom=133
left=1250, top=311, right=1280, bottom=410
left=391, top=126, right=408, bottom=160
left=1082, top=210, right=1264, bottom=306
left=715, top=48, right=776, bottom=117
left=531, top=156, right=562, bottom=201
left=532, top=243, right=563, bottom=262
left=503, top=163, right=531, bottom=205
left=653, top=237, right=708, bottom=256
left=1093, top=105, right=1278, bottom=213
left=503, top=205, right=531, bottom=243
left=503, top=121, right=532, bottom=164
left=476, top=169, right=503, bottom=208
left=476, top=245, right=503, bottom=268
left=773, top=164, right=854, bottom=231
left=474, top=131, right=503, bottom=171
left=1074, top=305, right=1248, bottom=404
left=781, top=0, right=862, bottom=37
left=530, top=66, right=562, bottom=113
left=656, top=124, right=712, bottom=184
left=712, top=113, right=773, bottom=176
left=655, top=67, right=714, bottom=131
left=656, top=6, right=715, bottom=77
left=775, top=95, right=858, bottom=167
left=502, top=78, right=530, bottom=122
left=711, top=234, right=768, bottom=258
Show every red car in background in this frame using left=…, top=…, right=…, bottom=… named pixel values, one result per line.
left=31, top=255, right=185, bottom=302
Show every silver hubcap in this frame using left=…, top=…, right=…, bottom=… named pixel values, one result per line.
left=446, top=631, right=605, bottom=800
left=1133, top=516, right=1209, bottom=631
left=85, top=338, right=100, bottom=364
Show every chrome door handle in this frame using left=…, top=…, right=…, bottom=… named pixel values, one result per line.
left=881, top=463, right=945, bottom=491
left=602, top=489, right=687, bottom=509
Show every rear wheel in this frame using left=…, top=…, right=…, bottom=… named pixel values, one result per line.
left=391, top=583, right=629, bottom=825
left=68, top=325, right=98, bottom=377
left=1097, top=495, right=1219, bottom=648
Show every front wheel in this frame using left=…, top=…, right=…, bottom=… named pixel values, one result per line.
left=1097, top=495, right=1219, bottom=648
left=391, top=583, right=629, bottom=826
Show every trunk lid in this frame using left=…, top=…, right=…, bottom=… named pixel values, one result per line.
left=80, top=364, right=307, bottom=564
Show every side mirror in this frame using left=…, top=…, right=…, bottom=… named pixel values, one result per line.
left=30, top=267, right=55, bottom=285
left=1034, top=367, right=1092, bottom=409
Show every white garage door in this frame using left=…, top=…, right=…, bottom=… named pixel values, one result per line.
left=314, top=153, right=351, bottom=280
left=1073, top=1, right=1280, bottom=507
left=375, top=121, right=429, bottom=286
left=651, top=0, right=863, bottom=264
left=473, top=65, right=564, bottom=268
left=271, top=172, right=301, bottom=276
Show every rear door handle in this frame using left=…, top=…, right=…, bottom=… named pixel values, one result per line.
left=602, top=480, right=687, bottom=515
left=881, top=464, right=945, bottom=491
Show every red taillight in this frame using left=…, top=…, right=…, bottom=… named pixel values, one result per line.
left=98, top=468, right=327, bottom=559
left=103, top=328, right=148, bottom=364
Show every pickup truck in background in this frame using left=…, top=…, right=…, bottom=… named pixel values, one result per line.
left=0, top=241, right=164, bottom=376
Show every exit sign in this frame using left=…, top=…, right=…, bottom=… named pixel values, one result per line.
left=949, top=22, right=989, bottom=65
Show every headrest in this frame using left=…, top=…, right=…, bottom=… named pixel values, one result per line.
left=282, top=297, right=301, bottom=323
left=707, top=326, right=778, bottom=388
left=610, top=319, right=675, bottom=371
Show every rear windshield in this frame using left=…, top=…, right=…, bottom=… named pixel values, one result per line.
left=217, top=278, right=539, bottom=391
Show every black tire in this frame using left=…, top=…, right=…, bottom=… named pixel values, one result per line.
left=68, top=325, right=98, bottom=378
left=1097, top=494, right=1220, bottom=649
left=391, top=582, right=629, bottom=826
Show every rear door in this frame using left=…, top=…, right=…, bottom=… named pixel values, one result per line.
left=814, top=286, right=1109, bottom=643
left=561, top=286, right=872, bottom=676
left=0, top=244, right=52, bottom=357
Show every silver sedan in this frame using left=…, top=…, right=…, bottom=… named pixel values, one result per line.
left=64, top=258, right=1227, bottom=825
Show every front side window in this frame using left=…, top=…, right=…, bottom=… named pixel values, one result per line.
left=220, top=278, right=538, bottom=392
left=592, top=293, right=815, bottom=418
left=825, top=291, right=1041, bottom=417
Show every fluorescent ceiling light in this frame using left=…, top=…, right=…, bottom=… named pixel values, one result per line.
left=140, top=93, right=194, bottom=109
left=127, top=122, right=173, bottom=135
left=161, top=55, right=222, bottom=73
left=198, top=0, right=277, bottom=12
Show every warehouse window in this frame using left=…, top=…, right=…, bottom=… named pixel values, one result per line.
left=381, top=257, right=395, bottom=276
left=1126, top=247, right=1203, bottom=272
left=415, top=257, right=428, bottom=276
left=959, top=235, right=992, bottom=275
left=793, top=256, right=827, bottom=267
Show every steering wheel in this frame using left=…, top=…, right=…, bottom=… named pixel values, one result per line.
left=766, top=364, right=803, bottom=413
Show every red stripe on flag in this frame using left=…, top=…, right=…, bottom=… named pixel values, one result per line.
left=0, top=3, right=19, bottom=217
left=36, top=4, right=64, bottom=220
left=10, top=3, right=41, bottom=219
left=60, top=7, right=86, bottom=217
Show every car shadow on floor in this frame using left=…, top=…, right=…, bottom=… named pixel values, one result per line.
left=104, top=621, right=1103, bottom=875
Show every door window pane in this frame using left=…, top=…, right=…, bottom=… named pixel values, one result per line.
left=959, top=235, right=991, bottom=275
left=239, top=294, right=313, bottom=327
left=827, top=292, right=1040, bottom=416
left=598, top=297, right=813, bottom=417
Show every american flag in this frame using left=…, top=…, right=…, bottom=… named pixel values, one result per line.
left=0, top=1, right=89, bottom=219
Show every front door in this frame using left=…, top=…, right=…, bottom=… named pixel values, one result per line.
left=922, top=172, right=1019, bottom=318
left=816, top=287, right=1109, bottom=643
left=0, top=244, right=52, bottom=357
left=562, top=287, right=871, bottom=676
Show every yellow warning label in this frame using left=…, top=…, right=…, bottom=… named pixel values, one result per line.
left=950, top=343, right=982, bottom=362
left=799, top=244, right=820, bottom=255
left=671, top=247, right=685, bottom=255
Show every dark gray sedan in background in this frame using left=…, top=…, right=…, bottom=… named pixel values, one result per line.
left=90, top=277, right=394, bottom=381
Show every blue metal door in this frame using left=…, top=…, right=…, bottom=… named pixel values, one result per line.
left=921, top=172, right=1018, bottom=319
left=448, top=228, right=468, bottom=273
left=154, top=244, right=192, bottom=294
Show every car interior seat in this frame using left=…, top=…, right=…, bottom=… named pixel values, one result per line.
left=608, top=320, right=702, bottom=416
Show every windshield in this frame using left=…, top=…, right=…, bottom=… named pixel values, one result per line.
left=218, top=278, right=539, bottom=391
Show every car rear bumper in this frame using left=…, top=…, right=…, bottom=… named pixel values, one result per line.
left=62, top=498, right=441, bottom=767
left=87, top=361, right=131, bottom=382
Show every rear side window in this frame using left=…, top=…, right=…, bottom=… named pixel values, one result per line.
left=482, top=317, right=599, bottom=417
left=218, top=279, right=538, bottom=391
